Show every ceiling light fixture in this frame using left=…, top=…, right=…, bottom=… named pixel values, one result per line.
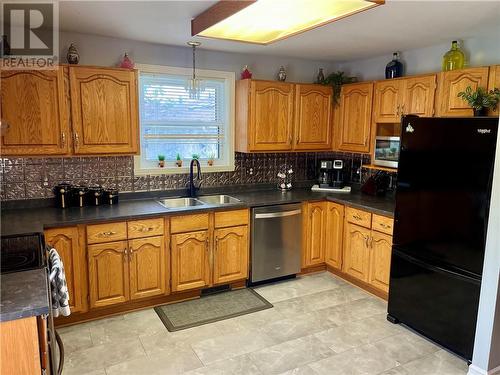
left=185, top=41, right=203, bottom=100
left=192, top=0, right=384, bottom=45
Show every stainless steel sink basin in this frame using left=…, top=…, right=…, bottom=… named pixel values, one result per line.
left=157, top=197, right=204, bottom=209
left=197, top=195, right=241, bottom=205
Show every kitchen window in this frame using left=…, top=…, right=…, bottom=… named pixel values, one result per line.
left=135, top=64, right=235, bottom=174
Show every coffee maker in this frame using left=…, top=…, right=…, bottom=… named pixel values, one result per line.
left=331, top=160, right=345, bottom=188
left=318, top=160, right=333, bottom=188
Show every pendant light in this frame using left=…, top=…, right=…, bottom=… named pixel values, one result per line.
left=186, top=41, right=202, bottom=99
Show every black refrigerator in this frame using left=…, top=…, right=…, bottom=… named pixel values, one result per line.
left=387, top=116, right=498, bottom=362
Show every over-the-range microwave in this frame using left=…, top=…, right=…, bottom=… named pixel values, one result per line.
left=374, top=136, right=400, bottom=168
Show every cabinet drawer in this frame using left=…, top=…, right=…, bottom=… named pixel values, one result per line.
left=170, top=213, right=209, bottom=234
left=128, top=218, right=164, bottom=239
left=372, top=214, right=394, bottom=235
left=87, top=222, right=127, bottom=244
left=214, top=209, right=249, bottom=228
left=345, top=207, right=372, bottom=228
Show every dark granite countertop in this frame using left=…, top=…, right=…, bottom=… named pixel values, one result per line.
left=0, top=268, right=50, bottom=322
left=1, top=188, right=395, bottom=237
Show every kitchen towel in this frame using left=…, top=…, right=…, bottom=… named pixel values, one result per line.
left=48, top=248, right=71, bottom=317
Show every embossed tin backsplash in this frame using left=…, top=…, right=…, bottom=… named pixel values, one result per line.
left=0, top=152, right=371, bottom=201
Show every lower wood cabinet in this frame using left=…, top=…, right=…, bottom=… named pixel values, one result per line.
left=303, top=202, right=327, bottom=267
left=342, top=222, right=371, bottom=282
left=368, top=231, right=392, bottom=293
left=129, top=236, right=167, bottom=300
left=44, top=226, right=87, bottom=313
left=325, top=202, right=344, bottom=270
left=213, top=225, right=249, bottom=284
left=171, top=230, right=211, bottom=292
left=88, top=240, right=130, bottom=309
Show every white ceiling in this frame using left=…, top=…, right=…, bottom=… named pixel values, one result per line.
left=59, top=1, right=500, bottom=62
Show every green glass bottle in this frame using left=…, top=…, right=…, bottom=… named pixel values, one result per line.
left=442, top=41, right=465, bottom=71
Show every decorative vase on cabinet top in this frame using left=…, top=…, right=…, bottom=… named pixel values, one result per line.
left=385, top=52, right=403, bottom=79
left=442, top=41, right=465, bottom=71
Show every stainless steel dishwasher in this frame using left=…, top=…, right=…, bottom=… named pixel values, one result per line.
left=251, top=203, right=302, bottom=283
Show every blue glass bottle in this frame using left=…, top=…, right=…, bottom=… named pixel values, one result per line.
left=385, top=52, right=403, bottom=79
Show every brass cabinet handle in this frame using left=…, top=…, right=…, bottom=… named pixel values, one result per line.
left=61, top=132, right=66, bottom=146
left=73, top=132, right=80, bottom=147
left=353, top=215, right=363, bottom=221
left=129, top=247, right=134, bottom=261
left=123, top=248, right=128, bottom=262
left=141, top=227, right=154, bottom=232
left=101, top=231, right=116, bottom=237
left=401, top=103, right=405, bottom=115
left=396, top=104, right=400, bottom=116
left=206, top=238, right=209, bottom=251
left=379, top=223, right=391, bottom=229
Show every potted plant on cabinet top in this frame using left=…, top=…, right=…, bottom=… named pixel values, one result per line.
left=207, top=152, right=215, bottom=166
left=158, top=154, right=165, bottom=168
left=175, top=153, right=182, bottom=167
left=457, top=86, right=500, bottom=116
left=318, top=71, right=357, bottom=106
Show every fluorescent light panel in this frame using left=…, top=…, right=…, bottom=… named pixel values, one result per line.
left=194, top=0, right=381, bottom=45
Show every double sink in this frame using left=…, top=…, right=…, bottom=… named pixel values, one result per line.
left=157, top=194, right=241, bottom=209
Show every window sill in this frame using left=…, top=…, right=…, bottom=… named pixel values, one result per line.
left=133, top=164, right=235, bottom=176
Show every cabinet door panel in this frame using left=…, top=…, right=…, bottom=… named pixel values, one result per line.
left=369, top=231, right=392, bottom=293
left=88, top=241, right=129, bottom=308
left=250, top=81, right=294, bottom=151
left=213, top=226, right=249, bottom=284
left=436, top=67, right=490, bottom=116
left=403, top=75, right=437, bottom=117
left=337, top=83, right=374, bottom=153
left=45, top=227, right=86, bottom=313
left=487, top=65, right=500, bottom=117
left=325, top=202, right=344, bottom=270
left=171, top=230, right=210, bottom=292
left=69, top=67, right=138, bottom=154
left=294, top=85, right=333, bottom=150
left=342, top=223, right=370, bottom=282
left=129, top=236, right=166, bottom=300
left=303, top=202, right=327, bottom=267
left=1, top=69, right=69, bottom=155
left=373, top=80, right=402, bottom=123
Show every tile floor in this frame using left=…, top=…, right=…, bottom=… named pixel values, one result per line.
left=58, top=272, right=469, bottom=375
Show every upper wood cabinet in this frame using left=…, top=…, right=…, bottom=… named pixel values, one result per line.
left=236, top=79, right=294, bottom=152
left=69, top=66, right=139, bottom=154
left=1, top=68, right=69, bottom=155
left=373, top=75, right=437, bottom=123
left=303, top=201, right=327, bottom=267
left=170, top=230, right=211, bottom=292
left=236, top=79, right=333, bottom=152
left=213, top=225, right=249, bottom=284
left=45, top=226, right=87, bottom=313
left=325, top=202, right=344, bottom=270
left=436, top=67, right=490, bottom=117
left=129, top=236, right=167, bottom=300
left=488, top=65, right=500, bottom=117
left=336, top=82, right=374, bottom=153
left=294, top=84, right=333, bottom=150
left=88, top=240, right=130, bottom=309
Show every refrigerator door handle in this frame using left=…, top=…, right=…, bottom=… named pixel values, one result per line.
left=393, top=249, right=481, bottom=285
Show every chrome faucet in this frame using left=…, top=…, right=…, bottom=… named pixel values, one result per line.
left=188, top=158, right=202, bottom=197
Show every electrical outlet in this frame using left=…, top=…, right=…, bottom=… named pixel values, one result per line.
left=247, top=167, right=254, bottom=175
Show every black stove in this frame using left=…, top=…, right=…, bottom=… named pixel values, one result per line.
left=0, top=233, right=46, bottom=273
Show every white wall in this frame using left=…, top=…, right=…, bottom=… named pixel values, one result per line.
left=335, top=24, right=500, bottom=81
left=59, top=31, right=336, bottom=83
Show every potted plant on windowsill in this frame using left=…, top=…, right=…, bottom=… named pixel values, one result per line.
left=457, top=86, right=500, bottom=116
left=158, top=154, right=165, bottom=168
left=175, top=153, right=182, bottom=167
left=207, top=152, right=215, bottom=166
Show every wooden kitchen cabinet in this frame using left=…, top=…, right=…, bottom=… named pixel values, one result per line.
left=294, top=84, right=333, bottom=150
left=325, top=202, right=344, bottom=270
left=129, top=236, right=167, bottom=300
left=236, top=79, right=294, bottom=152
left=170, top=230, right=211, bottom=292
left=213, top=225, right=249, bottom=284
left=303, top=202, right=327, bottom=267
left=436, top=67, right=490, bottom=116
left=336, top=82, right=374, bottom=153
left=487, top=65, right=500, bottom=116
left=69, top=66, right=139, bottom=154
left=373, top=80, right=403, bottom=123
left=88, top=240, right=130, bottom=308
left=0, top=68, right=70, bottom=155
left=342, top=222, right=371, bottom=282
left=368, top=231, right=392, bottom=293
left=44, top=227, right=87, bottom=313
left=403, top=75, right=437, bottom=117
